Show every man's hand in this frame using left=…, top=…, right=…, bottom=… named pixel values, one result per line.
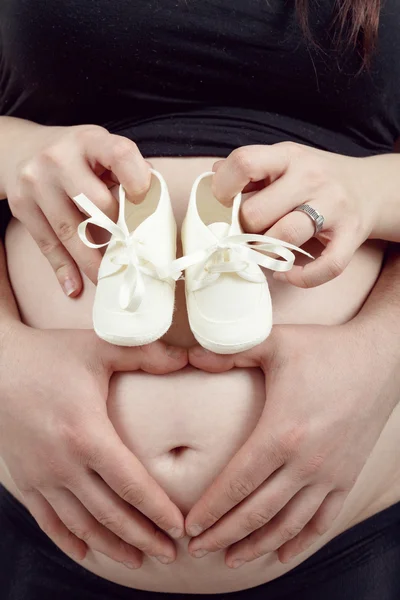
left=185, top=322, right=399, bottom=567
left=0, top=324, right=187, bottom=568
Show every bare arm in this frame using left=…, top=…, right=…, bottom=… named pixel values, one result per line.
left=0, top=236, right=186, bottom=567
left=186, top=243, right=400, bottom=564
left=0, top=239, right=19, bottom=324
left=0, top=116, right=46, bottom=199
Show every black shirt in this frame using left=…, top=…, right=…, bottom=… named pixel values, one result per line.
left=1, top=0, right=400, bottom=160
left=1, top=1, right=400, bottom=238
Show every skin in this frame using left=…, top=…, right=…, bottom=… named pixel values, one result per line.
left=0, top=239, right=187, bottom=569
left=1, top=116, right=400, bottom=575
left=212, top=143, right=400, bottom=287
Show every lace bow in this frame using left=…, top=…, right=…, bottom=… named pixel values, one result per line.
left=74, top=187, right=175, bottom=312
left=171, top=230, right=313, bottom=291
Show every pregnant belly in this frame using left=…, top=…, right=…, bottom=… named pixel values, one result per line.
left=3, top=156, right=400, bottom=594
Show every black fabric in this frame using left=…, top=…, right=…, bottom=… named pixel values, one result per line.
left=1, top=1, right=400, bottom=161
left=1, top=484, right=400, bottom=600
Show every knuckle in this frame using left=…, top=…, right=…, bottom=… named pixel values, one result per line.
left=241, top=202, right=264, bottom=231
left=226, top=477, right=255, bottom=504
left=60, top=423, right=101, bottom=465
left=97, top=512, right=125, bottom=536
left=326, top=256, right=346, bottom=279
left=18, top=162, right=40, bottom=186
left=150, top=513, right=171, bottom=531
left=278, top=522, right=303, bottom=543
left=40, top=146, right=64, bottom=166
left=295, top=455, right=326, bottom=481
left=210, top=536, right=231, bottom=550
left=231, top=147, right=254, bottom=175
left=329, top=182, right=347, bottom=206
left=301, top=161, right=328, bottom=189
left=54, top=220, right=77, bottom=243
left=278, top=141, right=303, bottom=155
left=110, top=137, right=137, bottom=162
left=277, top=424, right=307, bottom=458
left=248, top=544, right=266, bottom=560
left=199, top=503, right=222, bottom=529
left=244, top=511, right=271, bottom=532
left=37, top=237, right=63, bottom=257
left=279, top=222, right=301, bottom=245
left=75, top=124, right=107, bottom=141
left=119, top=482, right=145, bottom=507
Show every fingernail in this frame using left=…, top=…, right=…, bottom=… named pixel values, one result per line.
left=273, top=273, right=287, bottom=283
left=168, top=527, right=184, bottom=539
left=156, top=555, right=174, bottom=565
left=230, top=559, right=245, bottom=569
left=187, top=524, right=203, bottom=537
left=63, top=278, right=77, bottom=297
left=192, top=549, right=208, bottom=558
left=123, top=561, right=140, bottom=570
left=166, top=346, right=185, bottom=360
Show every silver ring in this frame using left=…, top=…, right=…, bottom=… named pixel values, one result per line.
left=293, top=204, right=325, bottom=235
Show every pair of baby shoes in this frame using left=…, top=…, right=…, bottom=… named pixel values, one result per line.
left=73, top=170, right=311, bottom=354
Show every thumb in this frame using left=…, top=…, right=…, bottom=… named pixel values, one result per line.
left=100, top=340, right=188, bottom=374
left=188, top=337, right=277, bottom=373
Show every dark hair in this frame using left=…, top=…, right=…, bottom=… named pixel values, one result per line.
left=296, top=0, right=381, bottom=65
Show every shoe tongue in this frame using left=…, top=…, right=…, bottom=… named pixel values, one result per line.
left=208, top=222, right=231, bottom=239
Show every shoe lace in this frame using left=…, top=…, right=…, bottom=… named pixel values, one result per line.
left=170, top=230, right=313, bottom=291
left=73, top=188, right=177, bottom=312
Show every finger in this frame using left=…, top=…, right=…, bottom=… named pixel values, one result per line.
left=37, top=185, right=103, bottom=283
left=89, top=424, right=185, bottom=539
left=188, top=470, right=301, bottom=555
left=72, top=473, right=176, bottom=563
left=23, top=490, right=87, bottom=562
left=265, top=210, right=316, bottom=249
left=42, top=487, right=143, bottom=568
left=275, top=231, right=358, bottom=288
left=277, top=489, right=347, bottom=563
left=101, top=339, right=188, bottom=375
left=185, top=421, right=285, bottom=537
left=84, top=133, right=151, bottom=204
left=39, top=153, right=119, bottom=221
left=225, top=485, right=328, bottom=568
left=212, top=162, right=264, bottom=194
left=240, top=175, right=308, bottom=233
left=212, top=145, right=292, bottom=206
left=19, top=203, right=83, bottom=297
left=188, top=335, right=277, bottom=372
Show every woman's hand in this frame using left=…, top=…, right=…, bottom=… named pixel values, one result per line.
left=0, top=324, right=187, bottom=568
left=212, top=143, right=384, bottom=288
left=185, top=322, right=399, bottom=567
left=2, top=120, right=150, bottom=296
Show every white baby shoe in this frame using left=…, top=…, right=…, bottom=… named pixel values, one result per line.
left=173, top=171, right=312, bottom=354
left=73, top=169, right=178, bottom=346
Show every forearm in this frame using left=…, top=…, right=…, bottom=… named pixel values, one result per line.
left=364, top=154, right=400, bottom=242
left=0, top=239, right=20, bottom=327
left=0, top=116, right=45, bottom=199
left=354, top=243, right=400, bottom=362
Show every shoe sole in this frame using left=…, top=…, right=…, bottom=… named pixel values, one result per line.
left=94, top=321, right=172, bottom=347
left=192, top=328, right=271, bottom=355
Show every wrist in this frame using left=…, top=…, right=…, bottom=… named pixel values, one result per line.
left=362, top=154, right=400, bottom=242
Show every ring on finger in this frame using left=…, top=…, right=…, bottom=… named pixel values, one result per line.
left=292, top=204, right=325, bottom=235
